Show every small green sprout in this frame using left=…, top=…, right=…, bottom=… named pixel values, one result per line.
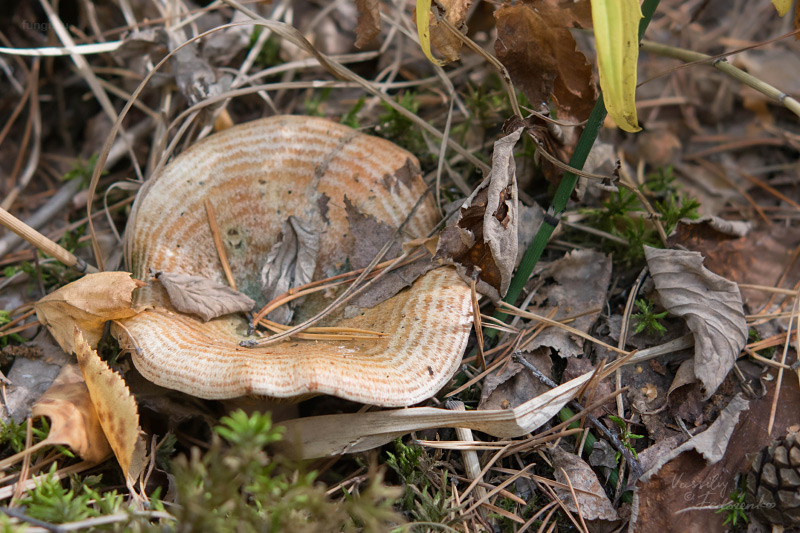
left=716, top=487, right=748, bottom=527
left=608, top=415, right=644, bottom=463
left=631, top=298, right=669, bottom=336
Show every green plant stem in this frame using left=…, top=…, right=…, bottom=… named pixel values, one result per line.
left=640, top=39, right=800, bottom=119
left=493, top=0, right=661, bottom=329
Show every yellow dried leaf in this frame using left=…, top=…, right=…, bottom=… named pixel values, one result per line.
left=74, top=328, right=146, bottom=484
left=31, top=364, right=112, bottom=463
left=591, top=0, right=643, bottom=132
left=415, top=0, right=446, bottom=66
left=772, top=0, right=791, bottom=16
left=35, top=272, right=145, bottom=354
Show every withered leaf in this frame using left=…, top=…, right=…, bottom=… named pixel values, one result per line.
left=260, top=216, right=320, bottom=324
left=156, top=271, right=255, bottom=322
left=427, top=0, right=472, bottom=63
left=345, top=198, right=434, bottom=308
left=494, top=1, right=595, bottom=122
left=644, top=246, right=748, bottom=399
left=355, top=0, right=381, bottom=49
left=31, top=364, right=112, bottom=464
left=74, top=328, right=146, bottom=484
left=434, top=127, right=522, bottom=301
left=550, top=446, right=619, bottom=521
left=35, top=272, right=145, bottom=354
left=524, top=249, right=612, bottom=357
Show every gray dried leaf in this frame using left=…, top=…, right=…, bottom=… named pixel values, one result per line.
left=551, top=446, right=619, bottom=521
left=479, top=348, right=551, bottom=410
left=345, top=198, right=434, bottom=308
left=638, top=394, right=750, bottom=483
left=260, top=217, right=320, bottom=324
left=434, top=127, right=523, bottom=301
left=156, top=272, right=254, bottom=322
left=524, top=249, right=612, bottom=357
left=644, top=246, right=748, bottom=398
left=170, top=42, right=228, bottom=106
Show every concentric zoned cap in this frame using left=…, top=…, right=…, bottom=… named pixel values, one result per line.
left=113, top=116, right=472, bottom=406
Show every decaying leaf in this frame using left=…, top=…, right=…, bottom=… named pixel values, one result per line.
left=156, top=271, right=255, bottom=322
left=668, top=221, right=800, bottom=310
left=494, top=1, right=595, bottom=122
left=434, top=127, right=522, bottom=301
left=260, top=216, right=320, bottom=324
left=524, top=250, right=612, bottom=358
left=31, top=364, right=112, bottom=464
left=479, top=348, right=552, bottom=411
left=426, top=0, right=471, bottom=63
left=644, top=246, right=748, bottom=398
left=34, top=272, right=145, bottom=354
left=551, top=446, right=619, bottom=521
left=354, top=0, right=381, bottom=48
left=74, top=329, right=146, bottom=484
left=638, top=394, right=750, bottom=484
left=345, top=198, right=434, bottom=309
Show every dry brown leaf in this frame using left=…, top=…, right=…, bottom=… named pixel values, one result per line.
left=434, top=127, right=522, bottom=301
left=494, top=1, right=595, bottom=122
left=34, top=272, right=145, bottom=354
left=156, top=271, right=255, bottom=322
left=31, top=364, right=112, bottom=464
left=345, top=197, right=434, bottom=308
left=644, top=247, right=748, bottom=399
left=260, top=216, right=320, bottom=324
left=479, top=348, right=552, bottom=411
left=74, top=328, right=146, bottom=484
left=427, top=0, right=472, bottom=63
left=550, top=446, right=619, bottom=521
left=354, top=0, right=381, bottom=49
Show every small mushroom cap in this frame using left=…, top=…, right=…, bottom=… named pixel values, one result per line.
left=114, top=116, right=472, bottom=406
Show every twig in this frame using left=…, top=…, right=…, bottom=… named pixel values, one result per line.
left=767, top=290, right=799, bottom=434
left=640, top=36, right=800, bottom=119
left=511, top=353, right=644, bottom=479
left=445, top=399, right=487, bottom=518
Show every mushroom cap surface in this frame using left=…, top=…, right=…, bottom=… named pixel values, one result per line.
left=113, top=116, right=473, bottom=406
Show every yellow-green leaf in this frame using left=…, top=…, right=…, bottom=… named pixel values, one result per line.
left=415, top=0, right=446, bottom=67
left=771, top=0, right=791, bottom=16
left=591, top=0, right=643, bottom=133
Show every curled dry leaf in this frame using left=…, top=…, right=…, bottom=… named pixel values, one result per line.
left=260, top=216, right=320, bottom=324
left=34, top=272, right=145, bottom=354
left=638, top=393, right=750, bottom=484
left=435, top=127, right=522, bottom=301
left=74, top=328, right=146, bottom=484
left=428, top=0, right=471, bottom=63
left=550, top=446, right=619, bottom=521
left=354, top=0, right=381, bottom=48
left=494, top=1, right=595, bottom=122
left=31, top=364, right=112, bottom=464
left=644, top=246, right=748, bottom=398
left=155, top=271, right=255, bottom=322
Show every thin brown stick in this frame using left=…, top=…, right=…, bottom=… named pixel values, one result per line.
left=471, top=276, right=486, bottom=372
left=767, top=290, right=799, bottom=435
left=204, top=199, right=236, bottom=291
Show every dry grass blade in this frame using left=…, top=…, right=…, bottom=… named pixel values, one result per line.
left=205, top=199, right=237, bottom=291
left=767, top=289, right=799, bottom=434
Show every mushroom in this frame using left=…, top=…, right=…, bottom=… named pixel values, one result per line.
left=112, top=116, right=473, bottom=407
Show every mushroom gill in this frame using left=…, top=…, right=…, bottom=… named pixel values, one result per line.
left=112, top=116, right=473, bottom=407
